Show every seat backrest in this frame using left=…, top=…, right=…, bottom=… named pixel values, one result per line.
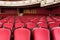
left=33, top=28, right=50, bottom=40
left=15, top=22, right=24, bottom=28
left=3, top=23, right=13, bottom=30
left=14, top=28, right=30, bottom=40
left=52, top=27, right=60, bottom=40
left=0, top=28, right=11, bottom=40
left=26, top=22, right=36, bottom=29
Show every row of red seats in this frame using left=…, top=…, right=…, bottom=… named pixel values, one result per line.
left=0, top=16, right=60, bottom=40
left=47, top=16, right=59, bottom=29
left=0, top=16, right=11, bottom=27
left=0, top=16, right=60, bottom=30
left=13, top=16, right=60, bottom=29
left=0, top=16, right=14, bottom=30
left=0, top=27, right=60, bottom=40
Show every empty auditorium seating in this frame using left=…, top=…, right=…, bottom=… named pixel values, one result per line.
left=3, top=23, right=13, bottom=30
left=15, top=22, right=24, bottom=28
left=37, top=22, right=48, bottom=28
left=0, top=28, right=11, bottom=40
left=39, top=17, right=46, bottom=23
left=0, top=18, right=8, bottom=24
left=14, top=28, right=30, bottom=40
left=47, top=17, right=55, bottom=23
left=26, top=22, right=36, bottom=29
left=0, top=1, right=60, bottom=40
left=7, top=18, right=14, bottom=23
left=21, top=18, right=30, bottom=23
left=15, top=16, right=20, bottom=22
left=0, top=23, right=2, bottom=27
left=55, top=18, right=60, bottom=24
left=8, top=20, right=14, bottom=23
left=31, top=18, right=39, bottom=23
left=52, top=27, right=60, bottom=40
left=0, top=15, right=60, bottom=40
left=15, top=19, right=21, bottom=23
left=33, top=28, right=50, bottom=40
left=49, top=22, right=59, bottom=28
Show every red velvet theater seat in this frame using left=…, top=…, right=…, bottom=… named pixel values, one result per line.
left=52, top=27, right=60, bottom=40
left=0, top=18, right=8, bottom=24
left=7, top=17, right=14, bottom=23
left=33, top=28, right=50, bottom=40
left=15, top=19, right=21, bottom=23
left=3, top=23, right=13, bottom=30
left=47, top=17, right=55, bottom=23
left=7, top=19, right=14, bottom=23
left=31, top=18, right=39, bottom=23
left=39, top=17, right=46, bottom=23
left=1, top=16, right=10, bottom=23
left=0, top=22, right=3, bottom=27
left=14, top=28, right=30, bottom=40
left=15, top=22, right=24, bottom=28
left=26, top=22, right=36, bottom=29
left=37, top=22, right=48, bottom=28
left=21, top=18, right=30, bottom=23
left=0, top=28, right=11, bottom=40
left=49, top=22, right=59, bottom=29
left=55, top=18, right=60, bottom=24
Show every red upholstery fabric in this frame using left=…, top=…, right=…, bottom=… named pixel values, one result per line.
left=0, top=17, right=10, bottom=24
left=7, top=18, right=14, bottom=23
left=31, top=18, right=39, bottom=23
left=47, top=17, right=55, bottom=22
left=0, top=23, right=2, bottom=27
left=33, top=28, right=50, bottom=40
left=0, top=28, right=11, bottom=40
left=21, top=18, right=30, bottom=23
left=26, top=22, right=36, bottom=29
left=49, top=22, right=59, bottom=28
left=56, top=19, right=60, bottom=24
left=0, top=19, right=7, bottom=24
left=39, top=17, right=46, bottom=23
left=3, top=23, right=13, bottom=30
left=15, top=19, right=21, bottom=23
left=14, top=28, right=30, bottom=40
left=37, top=22, right=48, bottom=28
left=15, top=22, right=24, bottom=28
left=52, top=27, right=60, bottom=40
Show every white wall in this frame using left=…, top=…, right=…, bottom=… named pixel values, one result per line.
left=55, top=0, right=60, bottom=2
left=45, top=0, right=54, bottom=3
